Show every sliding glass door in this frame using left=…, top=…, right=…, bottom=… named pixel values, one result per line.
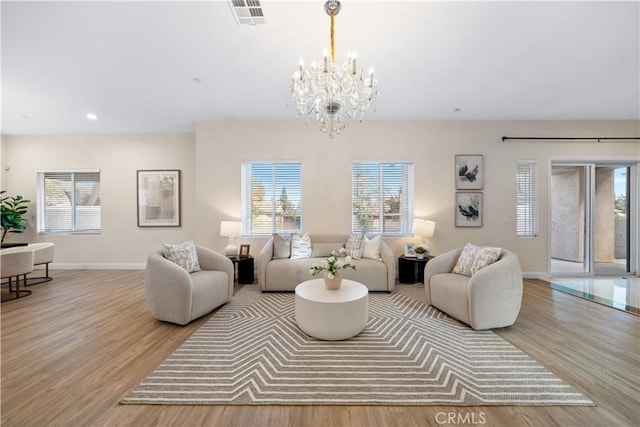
left=550, top=161, right=636, bottom=276
left=550, top=165, right=590, bottom=274
left=593, top=166, right=631, bottom=275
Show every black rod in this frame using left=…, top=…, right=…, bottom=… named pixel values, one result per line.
left=501, top=136, right=640, bottom=142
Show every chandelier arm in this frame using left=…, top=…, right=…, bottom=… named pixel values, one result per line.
left=296, top=83, right=322, bottom=99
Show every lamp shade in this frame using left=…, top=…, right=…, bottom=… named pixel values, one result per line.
left=413, top=219, right=436, bottom=238
left=220, top=220, right=241, bottom=237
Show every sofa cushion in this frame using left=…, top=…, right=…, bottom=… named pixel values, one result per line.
left=312, top=243, right=341, bottom=257
left=343, top=258, right=388, bottom=291
left=453, top=243, right=502, bottom=276
left=345, top=234, right=364, bottom=259
left=272, top=233, right=291, bottom=259
left=163, top=240, right=201, bottom=273
left=265, top=258, right=319, bottom=290
left=291, top=233, right=312, bottom=259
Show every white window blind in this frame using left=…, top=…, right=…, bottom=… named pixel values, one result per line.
left=37, top=171, right=101, bottom=234
left=241, top=162, right=302, bottom=235
left=351, top=162, right=414, bottom=235
left=516, top=160, right=539, bottom=237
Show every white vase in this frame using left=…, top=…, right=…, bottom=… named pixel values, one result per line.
left=323, top=272, right=342, bottom=290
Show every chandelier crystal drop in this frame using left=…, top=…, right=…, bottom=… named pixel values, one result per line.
left=290, top=0, right=379, bottom=138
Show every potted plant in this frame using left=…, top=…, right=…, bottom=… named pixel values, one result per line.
left=309, top=248, right=356, bottom=290
left=414, top=245, right=428, bottom=259
left=1, top=190, right=30, bottom=247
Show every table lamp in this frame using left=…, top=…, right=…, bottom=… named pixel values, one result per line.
left=413, top=219, right=436, bottom=250
left=220, top=220, right=241, bottom=256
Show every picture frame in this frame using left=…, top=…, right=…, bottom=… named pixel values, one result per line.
left=455, top=192, right=483, bottom=227
left=404, top=243, right=416, bottom=257
left=455, top=154, right=484, bottom=190
left=137, top=170, right=181, bottom=227
left=239, top=244, right=250, bottom=258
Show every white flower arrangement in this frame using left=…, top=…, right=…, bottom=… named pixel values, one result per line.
left=309, top=248, right=356, bottom=279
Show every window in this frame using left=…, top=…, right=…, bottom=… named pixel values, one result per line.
left=352, top=162, right=414, bottom=235
left=37, top=171, right=101, bottom=234
left=241, top=162, right=302, bottom=235
left=516, top=160, right=539, bottom=237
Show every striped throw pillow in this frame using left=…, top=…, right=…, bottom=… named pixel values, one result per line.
left=345, top=234, right=364, bottom=259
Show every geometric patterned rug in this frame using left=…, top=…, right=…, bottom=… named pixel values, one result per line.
left=121, top=284, right=594, bottom=406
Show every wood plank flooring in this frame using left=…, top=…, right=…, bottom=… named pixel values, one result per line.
left=1, top=271, right=638, bottom=427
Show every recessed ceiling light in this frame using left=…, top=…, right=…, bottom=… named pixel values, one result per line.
left=86, top=113, right=98, bottom=120
left=193, top=77, right=202, bottom=83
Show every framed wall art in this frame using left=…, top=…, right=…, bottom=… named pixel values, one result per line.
left=137, top=170, right=181, bottom=227
left=455, top=154, right=484, bottom=190
left=455, top=192, right=483, bottom=227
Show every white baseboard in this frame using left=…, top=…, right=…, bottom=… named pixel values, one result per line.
left=49, top=263, right=145, bottom=270
left=523, top=271, right=549, bottom=279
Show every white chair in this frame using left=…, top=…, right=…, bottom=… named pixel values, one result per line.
left=1, top=250, right=35, bottom=301
left=424, top=248, right=523, bottom=330
left=144, top=245, right=234, bottom=325
left=28, top=242, right=55, bottom=285
left=1, top=242, right=55, bottom=286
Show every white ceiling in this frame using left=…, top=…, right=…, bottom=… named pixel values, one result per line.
left=2, top=0, right=639, bottom=135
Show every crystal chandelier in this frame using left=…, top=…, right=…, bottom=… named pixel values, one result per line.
left=290, top=0, right=379, bottom=138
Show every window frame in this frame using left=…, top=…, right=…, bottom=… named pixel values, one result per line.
left=241, top=161, right=303, bottom=236
left=516, top=160, right=539, bottom=237
left=37, top=170, right=102, bottom=235
left=351, top=161, right=414, bottom=236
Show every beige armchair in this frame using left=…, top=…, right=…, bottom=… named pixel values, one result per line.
left=424, top=247, right=523, bottom=330
left=144, top=245, right=234, bottom=325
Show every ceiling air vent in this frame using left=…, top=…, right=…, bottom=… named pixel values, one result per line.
left=228, top=0, right=266, bottom=26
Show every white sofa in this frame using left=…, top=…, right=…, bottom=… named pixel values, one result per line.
left=424, top=247, right=523, bottom=330
left=257, top=235, right=396, bottom=292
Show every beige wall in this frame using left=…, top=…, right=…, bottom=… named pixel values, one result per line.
left=195, top=120, right=639, bottom=275
left=1, top=134, right=196, bottom=266
left=2, top=120, right=639, bottom=275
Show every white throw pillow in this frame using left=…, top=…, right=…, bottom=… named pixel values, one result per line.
left=163, top=240, right=201, bottom=273
left=290, top=233, right=312, bottom=259
left=272, top=233, right=291, bottom=259
left=362, top=235, right=381, bottom=260
left=452, top=242, right=502, bottom=276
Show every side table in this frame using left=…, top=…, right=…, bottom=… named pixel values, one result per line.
left=398, top=255, right=434, bottom=284
left=227, top=256, right=254, bottom=284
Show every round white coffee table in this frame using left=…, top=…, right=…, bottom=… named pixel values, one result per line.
left=295, top=278, right=368, bottom=341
